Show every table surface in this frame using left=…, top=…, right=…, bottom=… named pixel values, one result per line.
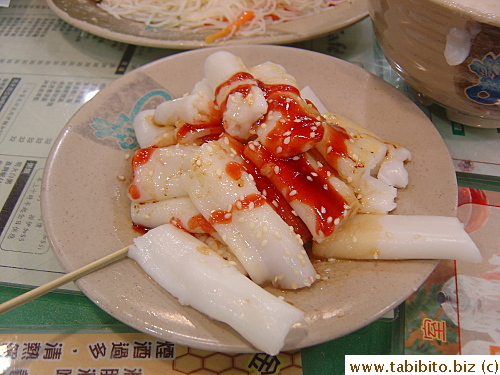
left=0, top=0, right=499, bottom=373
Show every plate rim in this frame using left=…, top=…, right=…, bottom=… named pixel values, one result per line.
left=45, top=0, right=369, bottom=49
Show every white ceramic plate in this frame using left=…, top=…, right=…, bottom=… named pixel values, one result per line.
left=45, top=0, right=368, bottom=48
left=41, top=45, right=457, bottom=353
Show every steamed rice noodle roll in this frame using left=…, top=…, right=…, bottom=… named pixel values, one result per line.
left=204, top=51, right=268, bottom=141
left=313, top=214, right=482, bottom=263
left=244, top=140, right=358, bottom=243
left=131, top=197, right=216, bottom=236
left=129, top=224, right=304, bottom=355
left=185, top=139, right=317, bottom=289
left=133, top=109, right=176, bottom=148
left=152, top=79, right=222, bottom=145
left=128, top=145, right=198, bottom=202
left=315, top=114, right=411, bottom=214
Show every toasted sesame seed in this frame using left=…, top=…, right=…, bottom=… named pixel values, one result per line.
left=276, top=146, right=283, bottom=153
left=327, top=146, right=333, bottom=153
left=327, top=216, right=333, bottom=224
left=307, top=176, right=313, bottom=181
left=321, top=206, right=326, bottom=214
left=334, top=218, right=340, bottom=225
left=278, top=296, right=285, bottom=301
left=236, top=201, right=243, bottom=210
left=289, top=190, right=297, bottom=196
left=291, top=282, right=298, bottom=289
left=311, top=172, right=318, bottom=177
left=283, top=131, right=292, bottom=136
left=274, top=231, right=282, bottom=239
left=274, top=166, right=280, bottom=174
left=261, top=239, right=268, bottom=246
left=413, top=234, right=421, bottom=239
left=143, top=214, right=151, bottom=220
left=284, top=137, right=291, bottom=144
left=117, top=175, right=125, bottom=181
left=310, top=132, right=316, bottom=138
left=352, top=235, right=358, bottom=243
left=224, top=213, right=232, bottom=219
left=386, top=232, right=394, bottom=238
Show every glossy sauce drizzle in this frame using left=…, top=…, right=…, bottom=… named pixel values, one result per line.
left=128, top=147, right=157, bottom=200
left=244, top=141, right=347, bottom=238
left=209, top=193, right=266, bottom=225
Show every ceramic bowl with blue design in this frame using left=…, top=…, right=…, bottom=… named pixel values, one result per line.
left=368, top=0, right=500, bottom=128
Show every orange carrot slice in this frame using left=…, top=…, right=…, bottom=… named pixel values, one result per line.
left=205, top=10, right=255, bottom=43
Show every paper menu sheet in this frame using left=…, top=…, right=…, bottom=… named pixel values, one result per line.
left=0, top=0, right=498, bottom=291
left=0, top=0, right=175, bottom=289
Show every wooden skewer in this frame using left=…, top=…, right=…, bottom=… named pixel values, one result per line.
left=0, top=246, right=130, bottom=315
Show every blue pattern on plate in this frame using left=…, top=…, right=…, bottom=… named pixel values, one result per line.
left=91, top=90, right=172, bottom=150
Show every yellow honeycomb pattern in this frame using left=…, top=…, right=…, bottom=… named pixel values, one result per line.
left=173, top=346, right=302, bottom=375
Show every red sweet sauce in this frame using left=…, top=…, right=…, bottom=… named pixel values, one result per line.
left=224, top=134, right=312, bottom=241
left=215, top=71, right=255, bottom=99
left=128, top=147, right=157, bottom=200
left=132, top=223, right=149, bottom=234
left=131, top=70, right=349, bottom=240
left=244, top=141, right=347, bottom=238
left=188, top=214, right=217, bottom=234
left=209, top=193, right=266, bottom=225
left=320, top=123, right=349, bottom=166
left=176, top=118, right=225, bottom=144
left=131, top=147, right=156, bottom=168
left=225, top=161, right=245, bottom=180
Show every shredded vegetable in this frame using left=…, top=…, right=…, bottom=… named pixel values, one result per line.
left=205, top=10, right=255, bottom=43
left=97, top=0, right=342, bottom=42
